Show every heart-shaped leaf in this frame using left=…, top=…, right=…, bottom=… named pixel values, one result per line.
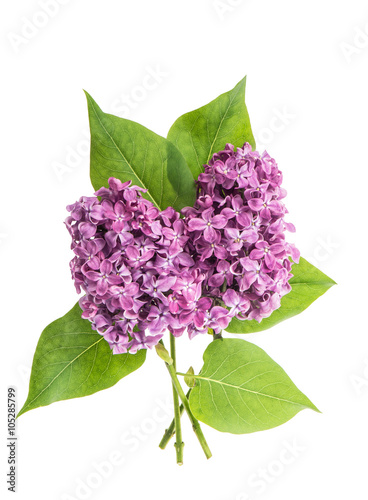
left=187, top=339, right=319, bottom=434
left=226, top=257, right=336, bottom=334
left=18, top=302, right=146, bottom=417
left=85, top=91, right=195, bottom=212
left=167, top=76, right=255, bottom=180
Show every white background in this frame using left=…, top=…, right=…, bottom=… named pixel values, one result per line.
left=1, top=1, right=367, bottom=499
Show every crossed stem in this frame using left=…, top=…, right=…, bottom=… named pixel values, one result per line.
left=158, top=389, right=191, bottom=450
left=159, top=337, right=212, bottom=462
left=169, top=334, right=184, bottom=464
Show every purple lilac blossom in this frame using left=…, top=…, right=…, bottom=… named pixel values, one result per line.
left=65, top=143, right=299, bottom=354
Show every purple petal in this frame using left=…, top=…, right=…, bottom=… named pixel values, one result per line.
left=203, top=225, right=217, bottom=242
left=90, top=205, right=105, bottom=221
left=270, top=243, right=285, bottom=255
left=118, top=233, right=134, bottom=246
left=173, top=219, right=184, bottom=234
left=236, top=212, right=251, bottom=227
left=107, top=274, right=123, bottom=285
left=194, top=311, right=206, bottom=328
left=249, top=249, right=264, bottom=260
left=85, top=271, right=100, bottom=281
left=125, top=282, right=139, bottom=296
left=119, top=296, right=134, bottom=309
left=105, top=231, right=118, bottom=248
left=162, top=228, right=175, bottom=240
left=211, top=215, right=228, bottom=229
left=240, top=257, right=257, bottom=272
left=224, top=228, right=239, bottom=239
left=217, top=260, right=230, bottom=272
left=73, top=246, right=89, bottom=258
left=176, top=253, right=195, bottom=267
left=208, top=273, right=225, bottom=287
left=79, top=222, right=96, bottom=239
left=115, top=201, right=125, bottom=216
left=125, top=246, right=138, bottom=260
left=96, top=279, right=108, bottom=296
left=93, top=238, right=106, bottom=253
left=188, top=218, right=207, bottom=231
left=88, top=256, right=100, bottom=270
left=197, top=297, right=212, bottom=310
left=214, top=246, right=228, bottom=259
left=222, top=289, right=239, bottom=307
left=265, top=253, right=276, bottom=270
left=242, top=229, right=258, bottom=244
left=100, top=260, right=112, bottom=275
left=242, top=272, right=257, bottom=290
left=210, top=306, right=229, bottom=320
left=109, top=177, right=130, bottom=191
left=248, top=198, right=264, bottom=211
left=260, top=207, right=271, bottom=220
left=157, top=276, right=177, bottom=292
left=221, top=208, right=236, bottom=219
left=268, top=200, right=284, bottom=215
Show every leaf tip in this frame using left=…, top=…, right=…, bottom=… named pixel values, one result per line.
left=83, top=90, right=98, bottom=110
left=16, top=405, right=27, bottom=419
left=311, top=403, right=322, bottom=414
left=305, top=398, right=321, bottom=414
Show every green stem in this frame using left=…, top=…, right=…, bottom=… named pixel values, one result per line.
left=169, top=334, right=184, bottom=465
left=158, top=389, right=191, bottom=450
left=160, top=341, right=212, bottom=460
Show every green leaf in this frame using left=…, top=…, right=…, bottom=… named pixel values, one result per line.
left=84, top=91, right=195, bottom=212
left=167, top=76, right=255, bottom=180
left=18, top=302, right=146, bottom=417
left=226, top=257, right=336, bottom=334
left=188, top=339, right=319, bottom=434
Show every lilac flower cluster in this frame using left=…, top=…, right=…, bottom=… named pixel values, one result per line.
left=65, top=178, right=223, bottom=354
left=65, top=142, right=299, bottom=354
left=182, top=142, right=300, bottom=326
